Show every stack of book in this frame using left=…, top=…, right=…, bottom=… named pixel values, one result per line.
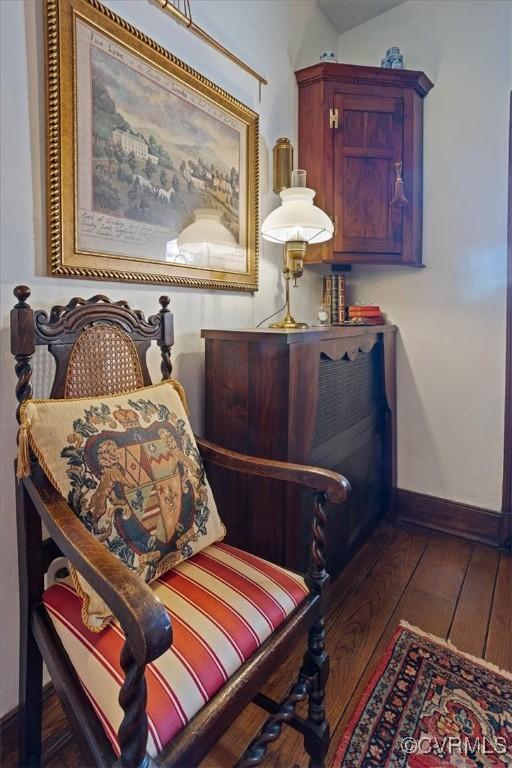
left=322, top=274, right=346, bottom=324
left=347, top=304, right=385, bottom=324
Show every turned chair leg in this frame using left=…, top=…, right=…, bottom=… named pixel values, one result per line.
left=302, top=618, right=330, bottom=768
left=117, top=642, right=152, bottom=768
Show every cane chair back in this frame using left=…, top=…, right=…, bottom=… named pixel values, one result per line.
left=63, top=324, right=144, bottom=398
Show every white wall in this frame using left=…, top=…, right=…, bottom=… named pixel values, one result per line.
left=0, top=0, right=337, bottom=717
left=338, top=0, right=510, bottom=511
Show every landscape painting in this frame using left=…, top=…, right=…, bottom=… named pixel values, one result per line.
left=46, top=0, right=258, bottom=290
left=90, top=45, right=242, bottom=237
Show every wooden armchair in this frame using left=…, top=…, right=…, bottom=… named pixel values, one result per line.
left=10, top=286, right=350, bottom=768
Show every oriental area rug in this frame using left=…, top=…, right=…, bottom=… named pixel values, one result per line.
left=334, top=622, right=512, bottom=768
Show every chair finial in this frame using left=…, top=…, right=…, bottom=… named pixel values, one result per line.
left=159, top=295, right=170, bottom=310
left=14, top=285, right=31, bottom=307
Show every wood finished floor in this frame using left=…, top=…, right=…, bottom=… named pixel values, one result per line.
left=3, top=522, right=511, bottom=768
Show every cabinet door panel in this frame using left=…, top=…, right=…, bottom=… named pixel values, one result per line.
left=334, top=94, right=403, bottom=255
left=343, top=156, right=391, bottom=240
left=344, top=110, right=366, bottom=147
left=367, top=111, right=393, bottom=149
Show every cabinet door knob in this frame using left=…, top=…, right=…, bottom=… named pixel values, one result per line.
left=391, top=161, right=408, bottom=206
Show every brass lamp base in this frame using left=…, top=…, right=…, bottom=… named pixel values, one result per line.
left=269, top=280, right=308, bottom=329
left=270, top=315, right=308, bottom=330
left=269, top=242, right=309, bottom=330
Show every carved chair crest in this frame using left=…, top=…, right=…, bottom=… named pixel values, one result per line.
left=11, top=285, right=173, bottom=412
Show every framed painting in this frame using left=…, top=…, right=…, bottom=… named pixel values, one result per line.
left=45, top=0, right=259, bottom=290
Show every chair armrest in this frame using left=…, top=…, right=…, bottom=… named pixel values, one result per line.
left=23, top=469, right=171, bottom=666
left=196, top=436, right=350, bottom=504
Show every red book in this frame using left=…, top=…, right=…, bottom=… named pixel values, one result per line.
left=349, top=309, right=382, bottom=317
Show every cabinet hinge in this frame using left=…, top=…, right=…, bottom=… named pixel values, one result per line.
left=329, top=107, right=339, bottom=129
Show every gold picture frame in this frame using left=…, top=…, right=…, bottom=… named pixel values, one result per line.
left=45, top=0, right=259, bottom=290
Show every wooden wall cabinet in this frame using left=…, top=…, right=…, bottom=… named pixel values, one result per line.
left=295, top=63, right=434, bottom=267
left=202, top=325, right=397, bottom=578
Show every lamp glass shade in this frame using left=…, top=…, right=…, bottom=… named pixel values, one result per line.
left=171, top=208, right=244, bottom=269
left=177, top=208, right=237, bottom=251
left=261, top=187, right=333, bottom=245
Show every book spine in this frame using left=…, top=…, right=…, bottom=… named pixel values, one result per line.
left=331, top=276, right=338, bottom=324
left=337, top=275, right=346, bottom=323
left=323, top=277, right=332, bottom=317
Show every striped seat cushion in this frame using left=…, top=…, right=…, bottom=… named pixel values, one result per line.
left=43, top=542, right=308, bottom=757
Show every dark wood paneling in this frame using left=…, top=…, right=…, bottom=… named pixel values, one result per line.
left=396, top=488, right=501, bottom=547
left=205, top=339, right=249, bottom=451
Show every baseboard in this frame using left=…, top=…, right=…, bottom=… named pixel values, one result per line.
left=396, top=489, right=502, bottom=548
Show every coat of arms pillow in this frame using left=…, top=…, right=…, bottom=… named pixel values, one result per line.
left=18, top=380, right=225, bottom=631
